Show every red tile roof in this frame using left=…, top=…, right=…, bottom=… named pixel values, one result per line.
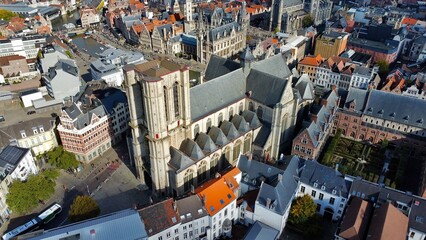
left=338, top=197, right=372, bottom=240
left=402, top=17, right=418, bottom=26
left=367, top=202, right=409, bottom=240
left=299, top=54, right=323, bottom=66
left=138, top=198, right=180, bottom=236
left=195, top=167, right=241, bottom=216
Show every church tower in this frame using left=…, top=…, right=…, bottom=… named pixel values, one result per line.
left=240, top=46, right=255, bottom=76
left=196, top=7, right=206, bottom=63
left=124, top=60, right=191, bottom=198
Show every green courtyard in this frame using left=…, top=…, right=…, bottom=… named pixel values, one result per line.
left=319, top=131, right=413, bottom=190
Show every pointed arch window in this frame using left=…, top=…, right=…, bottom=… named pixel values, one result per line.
left=198, top=161, right=207, bottom=184
left=163, top=86, right=169, bottom=122
left=173, top=82, right=180, bottom=117
left=233, top=141, right=241, bottom=164
left=183, top=170, right=194, bottom=193
left=206, top=118, right=212, bottom=130
left=229, top=107, right=234, bottom=120
left=194, top=124, right=200, bottom=137
left=218, top=113, right=223, bottom=125
left=210, top=155, right=219, bottom=177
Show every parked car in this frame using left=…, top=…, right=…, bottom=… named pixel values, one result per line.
left=27, top=111, right=36, bottom=115
left=0, top=116, right=4, bottom=122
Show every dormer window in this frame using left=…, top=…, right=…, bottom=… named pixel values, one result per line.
left=321, top=185, right=326, bottom=190
left=33, top=128, right=38, bottom=135
left=403, top=116, right=409, bottom=123
left=39, top=126, right=44, bottom=133
left=418, top=119, right=423, bottom=126
left=378, top=109, right=384, bottom=116
left=390, top=112, right=396, bottom=119
left=20, top=131, right=26, bottom=138
left=332, top=189, right=337, bottom=195
left=313, top=182, right=318, bottom=188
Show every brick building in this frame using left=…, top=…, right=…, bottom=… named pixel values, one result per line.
left=334, top=88, right=426, bottom=148
left=58, top=103, right=113, bottom=162
left=0, top=55, right=30, bottom=78
left=297, top=54, right=324, bottom=82
left=292, top=89, right=340, bottom=160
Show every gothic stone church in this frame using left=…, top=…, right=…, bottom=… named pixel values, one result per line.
left=123, top=50, right=303, bottom=197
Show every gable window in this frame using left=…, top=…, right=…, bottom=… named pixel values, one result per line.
left=300, top=186, right=305, bottom=193
left=229, top=107, right=234, bottom=120
left=319, top=193, right=324, bottom=200
left=194, top=124, right=200, bottom=137
left=311, top=190, right=316, bottom=198
left=329, top=197, right=335, bottom=205
left=295, top=145, right=300, bottom=151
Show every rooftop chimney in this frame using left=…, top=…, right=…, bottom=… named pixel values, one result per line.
left=266, top=198, right=271, bottom=208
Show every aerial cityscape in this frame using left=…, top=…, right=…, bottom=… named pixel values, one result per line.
left=0, top=0, right=424, bottom=238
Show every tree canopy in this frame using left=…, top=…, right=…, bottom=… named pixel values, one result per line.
left=69, top=196, right=100, bottom=222
left=6, top=169, right=59, bottom=214
left=46, top=146, right=79, bottom=170
left=302, top=15, right=314, bottom=28
left=288, top=194, right=317, bottom=225
left=0, top=9, right=18, bottom=21
left=376, top=60, right=389, bottom=76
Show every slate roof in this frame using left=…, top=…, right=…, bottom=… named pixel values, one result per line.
left=231, top=115, right=250, bottom=134
left=195, top=132, right=218, bottom=153
left=256, top=155, right=300, bottom=215
left=237, top=155, right=284, bottom=188
left=204, top=55, right=241, bottom=81
left=190, top=69, right=246, bottom=121
left=209, top=21, right=242, bottom=41
left=208, top=126, right=230, bottom=146
left=57, top=59, right=79, bottom=76
left=94, top=88, right=128, bottom=115
left=138, top=199, right=180, bottom=236
left=169, top=147, right=194, bottom=173
left=253, top=123, right=271, bottom=148
left=179, top=138, right=205, bottom=160
left=294, top=74, right=314, bottom=100
left=363, top=90, right=426, bottom=128
left=26, top=209, right=148, bottom=240
left=240, top=46, right=255, bottom=62
left=344, top=87, right=368, bottom=112
left=64, top=103, right=82, bottom=120
left=251, top=54, right=292, bottom=79
left=246, top=69, right=287, bottom=107
left=243, top=221, right=279, bottom=240
left=220, top=121, right=240, bottom=140
left=64, top=104, right=108, bottom=130
left=299, top=159, right=349, bottom=198
left=176, top=195, right=208, bottom=224
left=0, top=117, right=55, bottom=143
left=241, top=110, right=262, bottom=129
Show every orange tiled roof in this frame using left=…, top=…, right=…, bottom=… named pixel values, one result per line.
left=401, top=17, right=417, bottom=26
left=37, top=25, right=51, bottom=34
left=246, top=7, right=256, bottom=14
left=132, top=22, right=143, bottom=33
left=195, top=167, right=241, bottom=216
left=135, top=2, right=144, bottom=9
left=299, top=54, right=323, bottom=66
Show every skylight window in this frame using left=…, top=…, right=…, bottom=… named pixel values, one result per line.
left=172, top=217, right=177, bottom=223
left=198, top=209, right=203, bottom=214
left=220, top=199, right=225, bottom=205
left=210, top=206, right=215, bottom=212
left=227, top=194, right=232, bottom=199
